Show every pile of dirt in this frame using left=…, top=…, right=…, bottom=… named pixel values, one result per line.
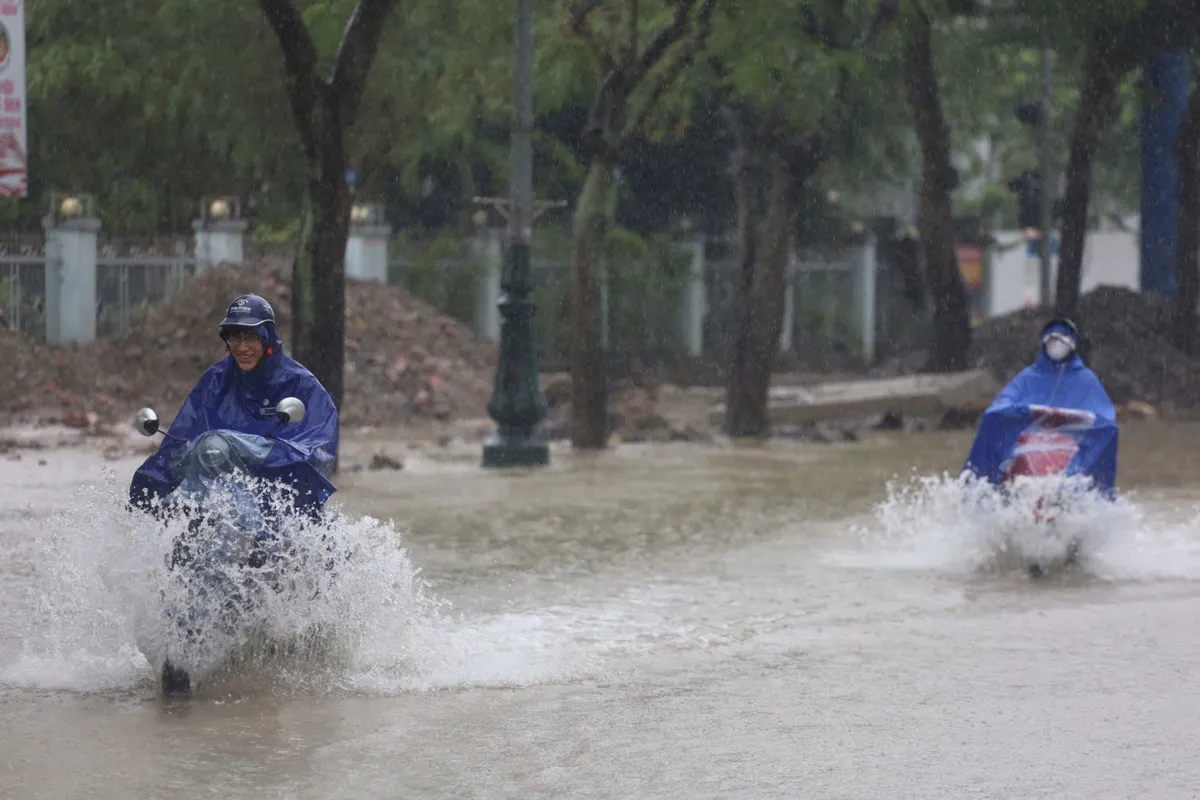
left=878, top=286, right=1200, bottom=410
left=1, top=261, right=498, bottom=429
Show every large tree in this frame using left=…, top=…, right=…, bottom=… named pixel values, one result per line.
left=19, top=0, right=301, bottom=234
left=715, top=0, right=898, bottom=437
left=900, top=1, right=970, bottom=372
left=1047, top=0, right=1200, bottom=316
left=564, top=0, right=718, bottom=449
left=1053, top=22, right=1135, bottom=317
left=255, top=0, right=399, bottom=448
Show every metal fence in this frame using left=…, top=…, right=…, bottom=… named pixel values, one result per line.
left=387, top=235, right=896, bottom=370
left=96, top=236, right=197, bottom=338
left=388, top=239, right=696, bottom=371
left=389, top=252, right=579, bottom=367
left=2, top=225, right=923, bottom=368
left=705, top=246, right=867, bottom=364
left=0, top=232, right=198, bottom=342
left=0, top=233, right=47, bottom=341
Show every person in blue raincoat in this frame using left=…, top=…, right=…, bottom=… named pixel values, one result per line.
left=128, top=293, right=339, bottom=515
left=963, top=317, right=1119, bottom=497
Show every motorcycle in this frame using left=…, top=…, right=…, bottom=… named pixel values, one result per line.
left=966, top=390, right=1119, bottom=580
left=999, top=405, right=1098, bottom=577
left=130, top=398, right=339, bottom=697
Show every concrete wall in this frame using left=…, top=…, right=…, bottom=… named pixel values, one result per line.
left=987, top=229, right=1140, bottom=317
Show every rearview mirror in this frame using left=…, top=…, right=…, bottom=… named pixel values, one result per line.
left=275, top=397, right=306, bottom=424
left=134, top=408, right=160, bottom=437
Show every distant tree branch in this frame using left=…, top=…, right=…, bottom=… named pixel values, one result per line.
left=330, top=0, right=400, bottom=129
left=803, top=0, right=899, bottom=51
left=581, top=0, right=716, bottom=160
left=624, top=0, right=717, bottom=139
left=774, top=62, right=859, bottom=186
left=570, top=0, right=616, bottom=72
left=857, top=0, right=900, bottom=47
left=630, top=0, right=698, bottom=85
left=571, top=0, right=606, bottom=20
left=626, top=0, right=640, bottom=65
left=1110, top=0, right=1200, bottom=68
left=256, top=0, right=321, bottom=155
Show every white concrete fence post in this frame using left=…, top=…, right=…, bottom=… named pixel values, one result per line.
left=854, top=233, right=878, bottom=364
left=679, top=235, right=706, bottom=358
left=193, top=196, right=248, bottom=272
left=43, top=196, right=99, bottom=344
left=779, top=252, right=796, bottom=354
left=471, top=228, right=503, bottom=343
left=345, top=202, right=392, bottom=282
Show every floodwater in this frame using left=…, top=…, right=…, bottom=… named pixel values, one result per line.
left=5, top=423, right=1200, bottom=798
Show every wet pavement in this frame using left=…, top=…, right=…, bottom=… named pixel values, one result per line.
left=3, top=423, right=1200, bottom=798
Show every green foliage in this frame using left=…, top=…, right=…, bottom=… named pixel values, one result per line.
left=560, top=0, right=721, bottom=152
left=389, top=222, right=693, bottom=362
left=929, top=3, right=1151, bottom=226
left=3, top=0, right=1162, bottom=243
left=18, top=0, right=522, bottom=233
left=706, top=0, right=883, bottom=130
left=1019, top=0, right=1147, bottom=39
left=301, top=0, right=357, bottom=62
left=604, top=228, right=694, bottom=359
left=389, top=230, right=486, bottom=323
left=21, top=0, right=298, bottom=231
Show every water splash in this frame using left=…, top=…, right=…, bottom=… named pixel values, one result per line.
left=829, top=470, right=1200, bottom=581
left=0, top=466, right=593, bottom=697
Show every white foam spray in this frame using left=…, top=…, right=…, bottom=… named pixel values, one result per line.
left=0, top=466, right=600, bottom=697
left=828, top=469, right=1200, bottom=582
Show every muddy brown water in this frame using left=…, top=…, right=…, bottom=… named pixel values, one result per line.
left=4, top=423, right=1200, bottom=799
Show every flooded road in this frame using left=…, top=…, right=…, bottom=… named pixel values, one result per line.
left=4, top=423, right=1200, bottom=798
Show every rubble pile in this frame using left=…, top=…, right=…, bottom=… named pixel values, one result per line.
left=1, top=262, right=498, bottom=428
left=873, top=287, right=1200, bottom=411
left=969, top=287, right=1200, bottom=409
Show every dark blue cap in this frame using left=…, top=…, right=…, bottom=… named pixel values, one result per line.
left=218, top=293, right=275, bottom=336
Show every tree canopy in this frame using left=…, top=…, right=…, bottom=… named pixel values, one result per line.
left=8, top=0, right=1181, bottom=239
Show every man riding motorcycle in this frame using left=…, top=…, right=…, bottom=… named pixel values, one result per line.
left=128, top=292, right=339, bottom=515
left=963, top=316, right=1119, bottom=498
left=961, top=317, right=1119, bottom=577
left=124, top=294, right=340, bottom=696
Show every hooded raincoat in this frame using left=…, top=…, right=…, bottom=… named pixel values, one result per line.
left=129, top=322, right=339, bottom=513
left=962, top=324, right=1119, bottom=496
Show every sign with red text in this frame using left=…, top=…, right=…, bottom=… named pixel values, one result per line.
left=0, top=1, right=27, bottom=198
left=955, top=242, right=985, bottom=327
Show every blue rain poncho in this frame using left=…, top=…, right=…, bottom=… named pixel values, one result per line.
left=963, top=335, right=1119, bottom=497
left=129, top=323, right=338, bottom=514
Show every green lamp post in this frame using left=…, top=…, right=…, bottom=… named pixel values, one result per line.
left=482, top=0, right=550, bottom=469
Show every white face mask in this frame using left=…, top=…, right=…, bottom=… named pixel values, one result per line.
left=1044, top=336, right=1074, bottom=362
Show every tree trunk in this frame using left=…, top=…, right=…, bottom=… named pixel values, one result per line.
left=565, top=0, right=717, bottom=449
left=1055, top=31, right=1125, bottom=318
left=292, top=104, right=352, bottom=419
left=725, top=154, right=795, bottom=437
left=724, top=123, right=760, bottom=436
left=570, top=158, right=615, bottom=449
left=257, top=0, right=398, bottom=473
left=1173, top=93, right=1200, bottom=355
left=902, top=10, right=970, bottom=372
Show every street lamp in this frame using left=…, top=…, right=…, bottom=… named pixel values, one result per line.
left=199, top=195, right=242, bottom=224
left=48, top=192, right=93, bottom=222
left=59, top=196, right=82, bottom=218
left=481, top=0, right=550, bottom=468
